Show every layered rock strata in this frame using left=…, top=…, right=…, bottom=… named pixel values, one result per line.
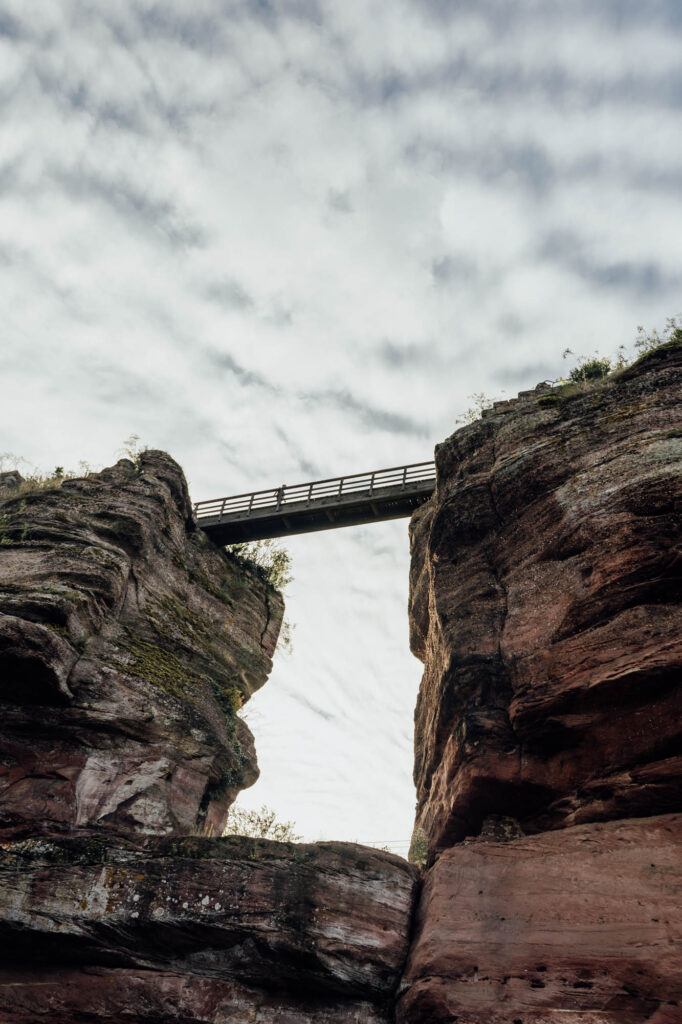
left=2, top=345, right=681, bottom=1024
left=404, top=342, right=682, bottom=1021
left=0, top=452, right=283, bottom=838
left=410, top=343, right=682, bottom=849
left=399, top=814, right=682, bottom=1023
left=0, top=834, right=417, bottom=1023
left=0, top=453, right=418, bottom=1022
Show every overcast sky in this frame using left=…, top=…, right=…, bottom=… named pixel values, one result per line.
left=2, top=0, right=681, bottom=851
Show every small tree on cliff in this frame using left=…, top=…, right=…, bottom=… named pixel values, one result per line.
left=227, top=539, right=293, bottom=591
left=408, top=825, right=428, bottom=869
left=224, top=803, right=301, bottom=842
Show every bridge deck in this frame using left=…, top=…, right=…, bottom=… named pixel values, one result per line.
left=194, top=461, right=436, bottom=544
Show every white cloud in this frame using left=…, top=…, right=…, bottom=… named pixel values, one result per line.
left=2, top=0, right=681, bottom=850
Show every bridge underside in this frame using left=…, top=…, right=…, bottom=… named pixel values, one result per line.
left=198, top=481, right=434, bottom=545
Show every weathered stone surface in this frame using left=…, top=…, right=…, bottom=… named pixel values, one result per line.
left=0, top=834, right=418, bottom=1022
left=0, top=471, right=23, bottom=495
left=409, top=344, right=682, bottom=850
left=398, top=814, right=682, bottom=1024
left=0, top=452, right=283, bottom=839
left=4, top=346, right=680, bottom=1024
left=0, top=970, right=390, bottom=1023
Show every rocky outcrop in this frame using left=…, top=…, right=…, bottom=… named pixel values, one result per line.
left=0, top=453, right=418, bottom=1023
left=0, top=834, right=417, bottom=1023
left=409, top=344, right=682, bottom=850
left=0, top=471, right=23, bottom=494
left=2, top=344, right=681, bottom=1024
left=0, top=973, right=391, bottom=1024
left=404, top=342, right=682, bottom=1021
left=0, top=452, right=283, bottom=839
left=399, top=814, right=682, bottom=1023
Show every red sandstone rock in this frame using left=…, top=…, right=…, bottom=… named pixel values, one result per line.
left=398, top=814, right=682, bottom=1024
left=0, top=834, right=417, bottom=1022
left=0, top=970, right=391, bottom=1023
left=4, top=347, right=681, bottom=1024
left=0, top=452, right=283, bottom=839
left=409, top=344, right=682, bottom=850
left=0, top=453, right=421, bottom=1024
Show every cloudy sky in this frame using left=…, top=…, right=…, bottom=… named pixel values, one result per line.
left=2, top=0, right=681, bottom=851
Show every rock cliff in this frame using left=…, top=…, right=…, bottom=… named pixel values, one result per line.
left=1, top=343, right=680, bottom=1024
left=0, top=452, right=418, bottom=1022
left=0, top=834, right=416, bottom=1023
left=403, top=342, right=682, bottom=1021
left=400, top=814, right=682, bottom=1023
left=0, top=451, right=283, bottom=838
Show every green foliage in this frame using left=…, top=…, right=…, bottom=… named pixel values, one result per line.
left=568, top=357, right=612, bottom=383
left=223, top=803, right=302, bottom=842
left=209, top=679, right=245, bottom=750
left=0, top=451, right=99, bottom=498
left=227, top=538, right=293, bottom=591
left=461, top=317, right=680, bottom=425
left=115, top=631, right=198, bottom=701
left=562, top=348, right=611, bottom=384
left=0, top=435, right=150, bottom=499
left=635, top=315, right=682, bottom=356
left=408, top=825, right=428, bottom=869
left=560, top=315, right=682, bottom=387
left=633, top=315, right=682, bottom=364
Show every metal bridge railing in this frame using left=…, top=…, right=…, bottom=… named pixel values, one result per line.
left=194, top=460, right=436, bottom=523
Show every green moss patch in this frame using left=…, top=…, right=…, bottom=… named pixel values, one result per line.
left=114, top=633, right=196, bottom=702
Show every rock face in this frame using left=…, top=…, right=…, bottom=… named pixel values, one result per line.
left=0, top=452, right=283, bottom=839
left=2, top=344, right=681, bottom=1024
left=410, top=344, right=682, bottom=849
left=0, top=452, right=418, bottom=1023
left=404, top=343, right=682, bottom=1021
left=0, top=834, right=417, bottom=1023
left=399, top=814, right=682, bottom=1023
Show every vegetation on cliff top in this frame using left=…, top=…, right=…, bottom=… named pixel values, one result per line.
left=0, top=433, right=148, bottom=499
left=457, top=315, right=682, bottom=423
left=563, top=315, right=682, bottom=383
left=1, top=436, right=294, bottom=598
left=224, top=802, right=302, bottom=842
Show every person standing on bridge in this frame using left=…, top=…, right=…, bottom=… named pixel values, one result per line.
left=275, top=484, right=285, bottom=509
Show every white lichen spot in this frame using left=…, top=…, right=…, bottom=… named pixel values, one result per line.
left=201, top=895, right=210, bottom=906
left=131, top=911, right=139, bottom=919
left=132, top=893, right=140, bottom=902
left=182, top=902, right=189, bottom=909
left=214, top=903, right=221, bottom=911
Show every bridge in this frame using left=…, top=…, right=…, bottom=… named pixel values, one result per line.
left=194, top=461, right=436, bottom=544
